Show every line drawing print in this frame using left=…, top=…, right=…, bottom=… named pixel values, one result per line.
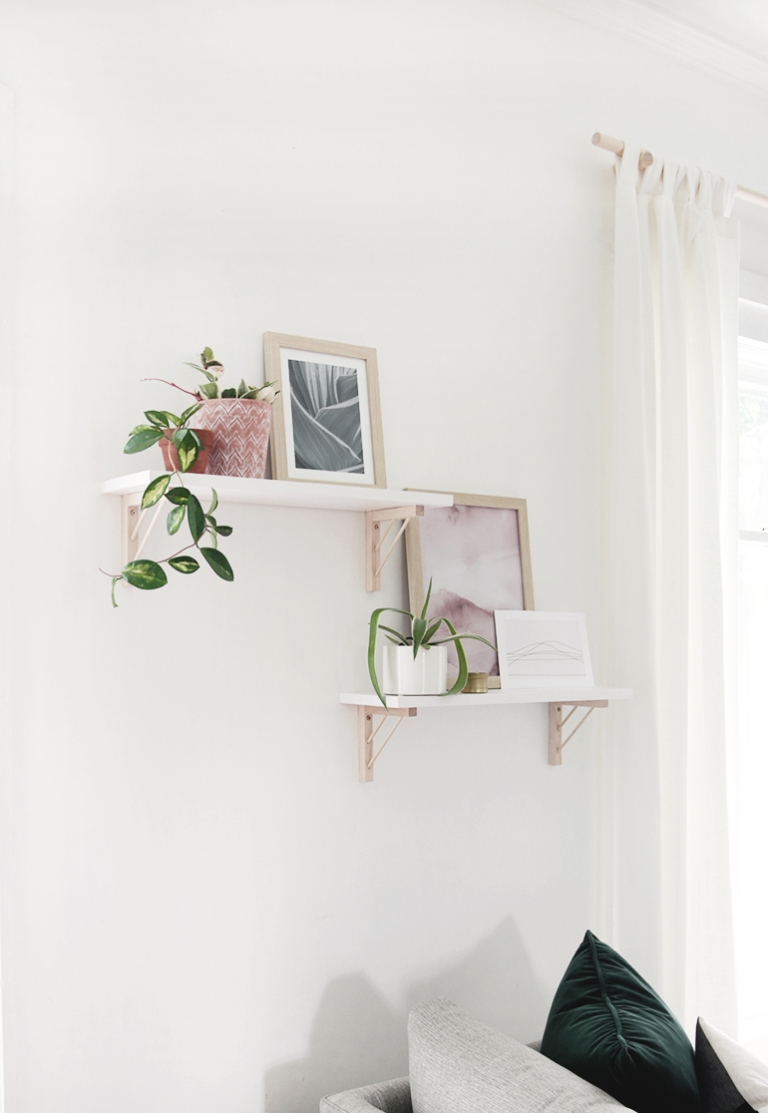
left=494, top=611, right=594, bottom=687
left=505, top=640, right=584, bottom=666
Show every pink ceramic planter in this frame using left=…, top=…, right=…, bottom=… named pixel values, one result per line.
left=192, top=398, right=272, bottom=478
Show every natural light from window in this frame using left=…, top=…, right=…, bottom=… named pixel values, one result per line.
left=736, top=280, right=768, bottom=1056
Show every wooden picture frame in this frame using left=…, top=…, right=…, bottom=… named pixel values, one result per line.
left=263, top=332, right=386, bottom=488
left=405, top=492, right=534, bottom=684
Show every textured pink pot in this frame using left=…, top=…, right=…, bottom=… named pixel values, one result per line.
left=192, top=398, right=272, bottom=478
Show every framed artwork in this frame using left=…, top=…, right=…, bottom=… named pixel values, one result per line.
left=494, top=611, right=594, bottom=689
left=263, top=332, right=386, bottom=487
left=405, top=492, right=534, bottom=682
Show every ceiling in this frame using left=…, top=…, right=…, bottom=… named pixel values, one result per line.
left=536, top=0, right=768, bottom=96
left=631, top=0, right=768, bottom=61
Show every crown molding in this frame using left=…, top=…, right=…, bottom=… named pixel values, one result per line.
left=535, top=0, right=768, bottom=97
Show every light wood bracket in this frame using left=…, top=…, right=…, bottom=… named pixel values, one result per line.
left=548, top=700, right=608, bottom=765
left=365, top=505, right=424, bottom=590
left=357, top=705, right=418, bottom=781
left=121, top=493, right=166, bottom=567
left=121, top=494, right=142, bottom=564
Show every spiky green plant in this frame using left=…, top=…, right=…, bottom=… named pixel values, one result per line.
left=367, top=579, right=496, bottom=705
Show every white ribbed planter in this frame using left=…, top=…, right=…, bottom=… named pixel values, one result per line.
left=382, top=645, right=448, bottom=696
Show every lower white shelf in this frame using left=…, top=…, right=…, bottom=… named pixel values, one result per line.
left=340, top=687, right=633, bottom=781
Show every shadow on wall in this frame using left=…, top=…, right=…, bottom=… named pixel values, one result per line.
left=264, top=917, right=548, bottom=1113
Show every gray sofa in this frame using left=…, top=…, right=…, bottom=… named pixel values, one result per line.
left=320, top=999, right=629, bottom=1113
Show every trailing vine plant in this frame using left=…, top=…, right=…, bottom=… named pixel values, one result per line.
left=104, top=348, right=253, bottom=606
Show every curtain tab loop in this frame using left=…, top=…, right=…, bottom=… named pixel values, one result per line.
left=697, top=171, right=714, bottom=213
left=713, top=177, right=737, bottom=218
left=640, top=155, right=662, bottom=195
left=616, top=144, right=641, bottom=189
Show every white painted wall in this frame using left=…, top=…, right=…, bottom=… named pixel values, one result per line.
left=1, top=1, right=767, bottom=1111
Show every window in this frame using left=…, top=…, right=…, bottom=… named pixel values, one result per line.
left=735, top=274, right=768, bottom=1055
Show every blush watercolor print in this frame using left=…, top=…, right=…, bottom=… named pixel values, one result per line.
left=406, top=494, right=534, bottom=679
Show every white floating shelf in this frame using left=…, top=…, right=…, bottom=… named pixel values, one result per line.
left=340, top=686, right=631, bottom=709
left=102, top=472, right=454, bottom=513
left=103, top=472, right=453, bottom=578
left=341, top=687, right=633, bottom=780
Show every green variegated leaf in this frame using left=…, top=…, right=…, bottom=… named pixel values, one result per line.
left=205, top=515, right=218, bottom=531
left=237, top=379, right=248, bottom=397
left=141, top=474, right=171, bottom=509
left=168, top=555, right=199, bottom=574
left=220, top=387, right=236, bottom=398
left=208, top=488, right=218, bottom=515
left=180, top=402, right=203, bottom=424
left=378, top=624, right=409, bottom=645
left=240, top=388, right=259, bottom=399
left=183, top=362, right=206, bottom=372
left=199, top=381, right=219, bottom=398
left=144, top=409, right=169, bottom=427
left=128, top=423, right=157, bottom=437
left=111, top=577, right=119, bottom=608
left=412, top=616, right=427, bottom=656
left=178, top=445, right=199, bottom=472
left=420, top=576, right=434, bottom=621
left=215, top=524, right=232, bottom=537
left=122, top=560, right=168, bottom=590
left=172, top=428, right=200, bottom=448
left=206, top=531, right=218, bottom=549
left=173, top=428, right=200, bottom=472
left=423, top=619, right=444, bottom=644
left=200, top=547, right=233, bottom=580
left=162, top=410, right=182, bottom=426
left=202, top=347, right=214, bottom=361
left=124, top=427, right=163, bottom=454
left=164, top=487, right=190, bottom=505
left=187, top=494, right=205, bottom=542
left=167, top=504, right=186, bottom=534
left=367, top=606, right=414, bottom=707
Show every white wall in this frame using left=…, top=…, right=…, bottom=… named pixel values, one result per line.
left=1, top=2, right=768, bottom=1111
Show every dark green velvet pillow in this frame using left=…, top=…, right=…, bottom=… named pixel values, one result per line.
left=540, top=931, right=701, bottom=1113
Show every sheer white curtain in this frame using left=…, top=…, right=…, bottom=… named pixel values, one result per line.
left=606, top=146, right=740, bottom=1033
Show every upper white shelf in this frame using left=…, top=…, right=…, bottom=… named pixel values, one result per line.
left=340, top=687, right=632, bottom=709
left=102, top=472, right=454, bottom=513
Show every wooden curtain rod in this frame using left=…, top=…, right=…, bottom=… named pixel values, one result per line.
left=592, top=132, right=768, bottom=211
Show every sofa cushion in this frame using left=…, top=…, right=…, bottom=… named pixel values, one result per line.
left=695, top=1017, right=768, bottom=1113
left=320, top=1076, right=413, bottom=1113
left=540, top=930, right=700, bottom=1113
left=408, top=998, right=628, bottom=1113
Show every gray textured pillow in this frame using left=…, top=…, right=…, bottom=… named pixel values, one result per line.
left=408, top=999, right=629, bottom=1113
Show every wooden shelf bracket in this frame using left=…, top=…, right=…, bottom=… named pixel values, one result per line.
left=357, top=705, right=417, bottom=781
left=365, top=505, right=423, bottom=591
left=121, top=493, right=166, bottom=566
left=548, top=700, right=608, bottom=765
left=121, top=494, right=141, bottom=564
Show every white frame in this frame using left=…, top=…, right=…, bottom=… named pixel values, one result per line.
left=494, top=610, right=594, bottom=689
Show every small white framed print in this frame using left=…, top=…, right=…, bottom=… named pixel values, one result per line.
left=494, top=610, right=594, bottom=689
